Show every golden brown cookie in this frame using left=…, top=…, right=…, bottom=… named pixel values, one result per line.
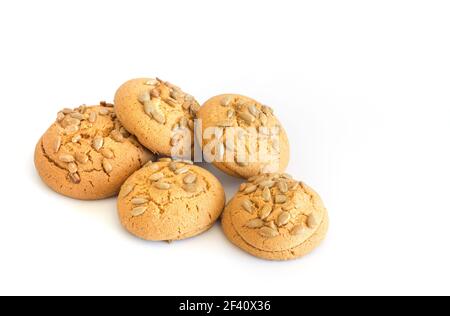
left=118, top=158, right=226, bottom=241
left=197, top=94, right=290, bottom=179
left=34, top=102, right=155, bottom=200
left=114, top=78, right=200, bottom=157
left=222, top=173, right=328, bottom=260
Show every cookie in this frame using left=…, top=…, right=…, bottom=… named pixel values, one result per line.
left=222, top=173, right=328, bottom=260
left=117, top=158, right=226, bottom=241
left=197, top=94, right=290, bottom=179
left=114, top=78, right=200, bottom=158
left=34, top=102, right=155, bottom=200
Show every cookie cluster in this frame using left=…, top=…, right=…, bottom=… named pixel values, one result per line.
left=34, top=77, right=328, bottom=261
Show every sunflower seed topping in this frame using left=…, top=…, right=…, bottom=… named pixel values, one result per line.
left=259, top=226, right=279, bottom=238
left=132, top=197, right=148, bottom=205
left=290, top=225, right=304, bottom=236
left=60, top=154, right=75, bottom=163
left=246, top=219, right=264, bottom=229
left=69, top=172, right=81, bottom=184
left=75, top=152, right=89, bottom=164
left=93, top=136, right=104, bottom=151
left=154, top=182, right=171, bottom=190
left=277, top=211, right=291, bottom=227
left=242, top=199, right=253, bottom=213
left=53, top=136, right=62, bottom=153
left=131, top=206, right=147, bottom=217
left=259, top=204, right=273, bottom=220
left=183, top=173, right=197, bottom=184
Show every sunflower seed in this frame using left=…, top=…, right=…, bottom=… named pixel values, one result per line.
left=60, top=154, right=75, bottom=163
left=277, top=181, right=289, bottom=193
left=68, top=162, right=78, bottom=174
left=221, top=96, right=233, bottom=107
left=262, top=187, right=272, bottom=202
left=132, top=197, right=148, bottom=205
left=65, top=125, right=79, bottom=134
left=236, top=160, right=249, bottom=167
left=259, top=226, right=279, bottom=238
left=154, top=182, right=171, bottom=190
left=151, top=89, right=160, bottom=98
left=70, top=112, right=85, bottom=120
left=169, top=161, right=179, bottom=171
left=275, top=194, right=287, bottom=204
left=289, top=182, right=299, bottom=190
left=227, top=109, right=235, bottom=119
left=99, top=148, right=114, bottom=159
left=153, top=111, right=166, bottom=124
left=244, top=185, right=257, bottom=194
left=121, top=184, right=135, bottom=197
left=93, top=136, right=104, bottom=151
left=282, top=203, right=295, bottom=211
left=110, top=130, right=124, bottom=142
left=131, top=206, right=147, bottom=217
left=260, top=113, right=268, bottom=125
left=246, top=219, right=264, bottom=229
left=190, top=103, right=200, bottom=115
left=259, top=180, right=275, bottom=189
left=138, top=91, right=151, bottom=103
left=239, top=183, right=248, bottom=192
left=242, top=199, right=253, bottom=213
left=261, top=106, right=273, bottom=115
left=74, top=152, right=88, bottom=164
left=102, top=159, right=113, bottom=174
left=248, top=104, right=260, bottom=117
left=53, top=136, right=62, bottom=153
left=175, top=167, right=190, bottom=175
left=183, top=173, right=197, bottom=184
left=165, top=98, right=178, bottom=107
left=277, top=211, right=291, bottom=227
left=69, top=172, right=81, bottom=184
left=291, top=225, right=304, bottom=236
left=149, top=172, right=164, bottom=182
left=57, top=112, right=66, bottom=122
left=71, top=135, right=81, bottom=143
left=259, top=204, right=273, bottom=220
left=266, top=221, right=278, bottom=230
left=238, top=112, right=255, bottom=124
left=62, top=108, right=73, bottom=114
left=145, top=79, right=158, bottom=86
left=99, top=108, right=110, bottom=116
left=88, top=111, right=97, bottom=123
left=307, top=214, right=317, bottom=228
left=183, top=183, right=197, bottom=193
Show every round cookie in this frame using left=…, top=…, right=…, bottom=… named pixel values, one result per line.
left=34, top=102, right=155, bottom=200
left=197, top=94, right=290, bottom=179
left=118, top=158, right=226, bottom=241
left=114, top=78, right=200, bottom=157
left=222, top=173, right=328, bottom=260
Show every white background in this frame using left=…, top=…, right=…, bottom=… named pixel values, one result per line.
left=0, top=0, right=449, bottom=296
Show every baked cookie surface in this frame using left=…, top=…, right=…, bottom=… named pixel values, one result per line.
left=34, top=103, right=154, bottom=200
left=197, top=94, right=290, bottom=179
left=114, top=78, right=200, bottom=157
left=117, top=158, right=226, bottom=241
left=222, top=174, right=328, bottom=260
